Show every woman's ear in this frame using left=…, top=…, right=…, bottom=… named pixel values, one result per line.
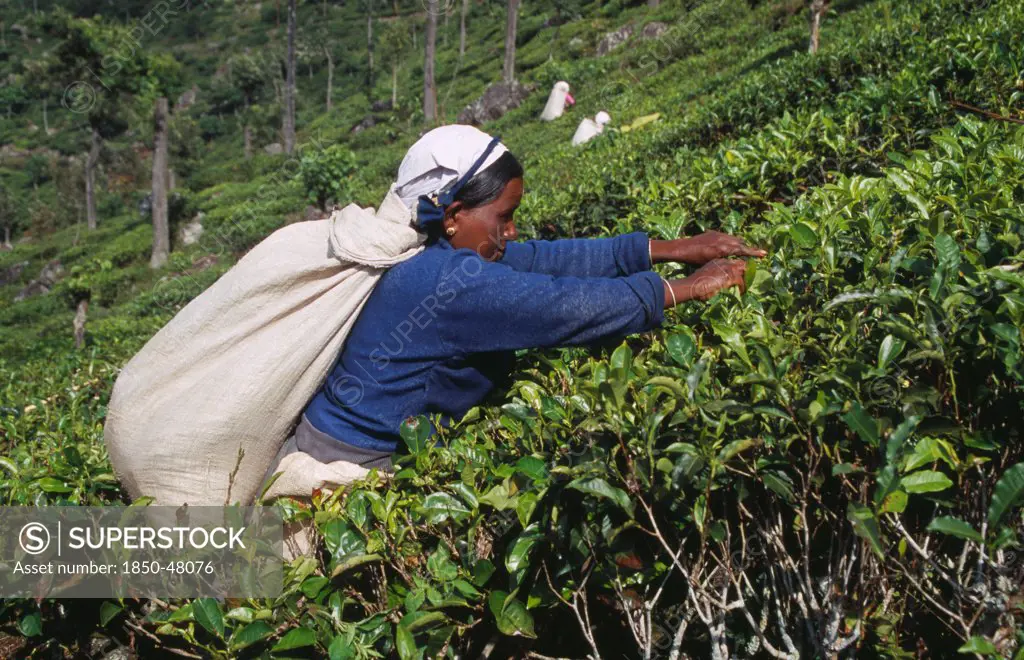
left=444, top=200, right=464, bottom=232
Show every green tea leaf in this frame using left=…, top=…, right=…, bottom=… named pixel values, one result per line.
left=877, top=334, right=906, bottom=370
left=301, top=576, right=329, bottom=599
left=900, top=470, right=953, bottom=494
left=666, top=332, right=696, bottom=366
left=886, top=415, right=921, bottom=463
left=419, top=492, right=471, bottom=524
left=847, top=502, right=884, bottom=559
left=167, top=603, right=194, bottom=622
left=400, top=415, right=433, bottom=454
left=18, top=612, right=41, bottom=637
left=231, top=622, right=274, bottom=650
left=330, top=554, right=383, bottom=578
left=395, top=624, right=418, bottom=660
left=987, top=463, right=1024, bottom=528
left=874, top=465, right=899, bottom=507
left=472, top=559, right=496, bottom=586
left=427, top=545, right=459, bottom=581
left=193, top=598, right=224, bottom=638
left=686, top=351, right=711, bottom=401
left=225, top=607, right=254, bottom=623
left=744, top=259, right=758, bottom=291
left=516, top=491, right=539, bottom=527
left=610, top=342, right=633, bottom=372
left=505, top=529, right=542, bottom=574
left=490, top=592, right=536, bottom=639
left=99, top=601, right=123, bottom=627
left=272, top=626, right=316, bottom=652
left=646, top=376, right=687, bottom=400
left=567, top=477, right=635, bottom=517
left=879, top=489, right=908, bottom=514
left=957, top=636, right=997, bottom=655
left=790, top=222, right=818, bottom=248
left=36, top=477, right=74, bottom=493
left=762, top=471, right=795, bottom=502
left=515, top=456, right=548, bottom=482
left=328, top=636, right=356, bottom=660
left=479, top=481, right=515, bottom=510
left=927, top=516, right=982, bottom=543
left=905, top=192, right=930, bottom=219
left=717, top=438, right=761, bottom=463
left=935, top=232, right=960, bottom=272
left=711, top=321, right=752, bottom=367
left=842, top=402, right=878, bottom=447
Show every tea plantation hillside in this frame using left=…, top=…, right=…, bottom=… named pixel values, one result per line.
left=1, top=0, right=1023, bottom=656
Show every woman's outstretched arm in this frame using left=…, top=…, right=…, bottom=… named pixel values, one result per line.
left=435, top=251, right=665, bottom=354
left=500, top=230, right=766, bottom=278
left=498, top=231, right=652, bottom=278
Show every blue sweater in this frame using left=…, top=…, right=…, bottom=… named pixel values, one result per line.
left=301, top=231, right=665, bottom=452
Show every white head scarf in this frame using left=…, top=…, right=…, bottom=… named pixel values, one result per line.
left=394, top=125, right=509, bottom=212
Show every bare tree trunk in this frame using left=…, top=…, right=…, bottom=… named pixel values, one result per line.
left=42, top=97, right=48, bottom=133
left=85, top=125, right=100, bottom=231
left=648, top=0, right=659, bottom=7
left=150, top=97, right=170, bottom=269
left=423, top=0, right=437, bottom=122
left=276, top=0, right=281, bottom=27
left=546, top=2, right=564, bottom=61
left=283, top=0, right=297, bottom=153
left=325, top=46, right=334, bottom=111
left=73, top=299, right=88, bottom=349
left=3, top=225, right=11, bottom=250
left=391, top=61, right=397, bottom=108
left=459, top=0, right=468, bottom=57
left=366, top=0, right=374, bottom=96
left=503, top=0, right=519, bottom=84
left=443, top=5, right=449, bottom=47
left=808, top=0, right=829, bottom=54
left=392, top=0, right=398, bottom=15
left=244, top=124, right=253, bottom=158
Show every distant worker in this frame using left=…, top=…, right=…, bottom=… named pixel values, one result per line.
left=540, top=81, right=575, bottom=121
left=572, top=111, right=611, bottom=146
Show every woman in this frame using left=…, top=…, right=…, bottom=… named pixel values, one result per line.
left=262, top=125, right=764, bottom=487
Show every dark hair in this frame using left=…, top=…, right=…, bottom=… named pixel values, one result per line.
left=423, top=151, right=524, bottom=245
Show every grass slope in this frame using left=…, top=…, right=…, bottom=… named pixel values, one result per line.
left=0, top=0, right=1022, bottom=656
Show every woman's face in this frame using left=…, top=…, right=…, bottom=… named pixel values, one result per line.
left=444, top=177, right=523, bottom=261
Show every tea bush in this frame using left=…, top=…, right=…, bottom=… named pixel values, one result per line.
left=219, top=120, right=1021, bottom=659
left=0, top=0, right=1022, bottom=656
left=298, top=145, right=360, bottom=211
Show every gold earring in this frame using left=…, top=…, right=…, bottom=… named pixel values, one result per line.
left=446, top=227, right=455, bottom=236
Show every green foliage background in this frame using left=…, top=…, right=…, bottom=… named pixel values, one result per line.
left=0, top=0, right=1022, bottom=656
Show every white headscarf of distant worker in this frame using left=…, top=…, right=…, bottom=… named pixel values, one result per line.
left=394, top=125, right=508, bottom=227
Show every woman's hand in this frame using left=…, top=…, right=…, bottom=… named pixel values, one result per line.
left=651, top=231, right=766, bottom=266
left=665, top=258, right=749, bottom=306
left=686, top=259, right=749, bottom=300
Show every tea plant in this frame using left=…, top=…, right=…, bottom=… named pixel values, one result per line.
left=0, top=0, right=1022, bottom=656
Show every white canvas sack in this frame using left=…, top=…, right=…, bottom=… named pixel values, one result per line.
left=103, top=185, right=424, bottom=506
